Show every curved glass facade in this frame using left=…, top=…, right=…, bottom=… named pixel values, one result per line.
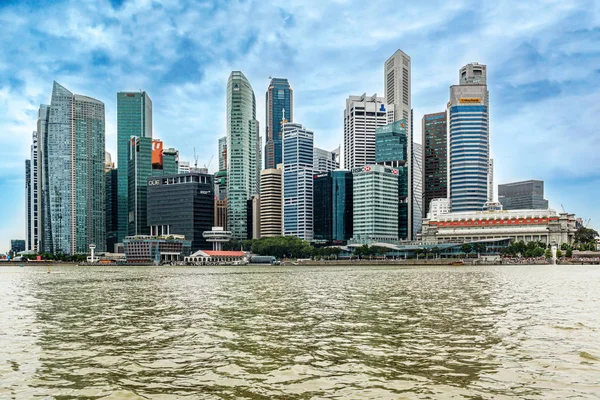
left=449, top=105, right=489, bottom=212
left=227, top=71, right=259, bottom=239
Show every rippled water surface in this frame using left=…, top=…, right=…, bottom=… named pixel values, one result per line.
left=1, top=264, right=599, bottom=399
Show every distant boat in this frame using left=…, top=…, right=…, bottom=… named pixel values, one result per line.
left=450, top=260, right=465, bottom=266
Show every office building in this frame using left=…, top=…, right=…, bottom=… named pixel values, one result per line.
left=105, top=164, right=118, bottom=253
left=37, top=82, right=105, bottom=254
left=214, top=198, right=228, bottom=229
left=488, top=159, right=494, bottom=202
left=343, top=93, right=387, bottom=169
left=226, top=71, right=260, bottom=239
left=147, top=172, right=214, bottom=251
left=448, top=63, right=490, bottom=212
left=265, top=78, right=293, bottom=169
left=422, top=209, right=576, bottom=246
left=128, top=136, right=152, bottom=236
left=283, top=123, right=314, bottom=241
left=260, top=168, right=283, bottom=237
left=37, top=105, right=51, bottom=253
left=313, top=146, right=340, bottom=173
left=352, top=165, right=399, bottom=243
left=124, top=235, right=191, bottom=263
left=384, top=49, right=411, bottom=126
left=427, top=198, right=450, bottom=219
left=375, top=119, right=409, bottom=240
left=313, top=170, right=353, bottom=243
left=10, top=239, right=26, bottom=254
left=422, top=111, right=447, bottom=216
left=252, top=195, right=260, bottom=239
left=498, top=180, right=549, bottom=210
left=117, top=91, right=152, bottom=244
left=218, top=136, right=227, bottom=171
left=412, top=142, right=423, bottom=238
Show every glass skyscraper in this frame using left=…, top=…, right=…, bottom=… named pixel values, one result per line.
left=448, top=63, right=489, bottom=212
left=39, top=81, right=105, bottom=254
left=117, top=91, right=152, bottom=242
left=422, top=111, right=447, bottom=216
left=128, top=136, right=152, bottom=236
left=313, top=171, right=353, bottom=243
left=265, top=78, right=293, bottom=169
left=375, top=119, right=409, bottom=240
left=227, top=71, right=260, bottom=240
left=283, top=123, right=314, bottom=241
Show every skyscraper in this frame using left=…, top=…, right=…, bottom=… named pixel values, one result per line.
left=352, top=165, right=399, bottom=243
left=105, top=154, right=118, bottom=253
left=488, top=159, right=494, bottom=202
left=412, top=141, right=423, bottom=238
left=41, top=81, right=105, bottom=254
left=25, top=131, right=39, bottom=251
left=218, top=136, right=227, bottom=171
left=313, top=146, right=340, bottom=173
left=283, top=123, right=314, bottom=241
left=343, top=93, right=387, bottom=169
left=117, top=91, right=152, bottom=243
left=37, top=105, right=51, bottom=253
left=384, top=50, right=415, bottom=238
left=313, top=170, right=353, bottom=244
left=265, top=78, right=293, bottom=169
left=422, top=112, right=448, bottom=216
left=260, top=168, right=283, bottom=237
left=128, top=136, right=152, bottom=236
left=375, top=119, right=409, bottom=240
left=448, top=63, right=490, bottom=212
left=226, top=71, right=260, bottom=240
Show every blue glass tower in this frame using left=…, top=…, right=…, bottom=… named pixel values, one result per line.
left=448, top=63, right=489, bottom=212
left=265, top=78, right=293, bottom=169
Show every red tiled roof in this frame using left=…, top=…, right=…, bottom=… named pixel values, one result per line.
left=203, top=251, right=245, bottom=257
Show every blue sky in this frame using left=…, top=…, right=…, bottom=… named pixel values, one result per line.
left=1, top=0, right=599, bottom=252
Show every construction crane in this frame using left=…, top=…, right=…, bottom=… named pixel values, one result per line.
left=561, top=204, right=566, bottom=213
left=205, top=154, right=214, bottom=170
left=193, top=147, right=199, bottom=169
left=584, top=218, right=591, bottom=228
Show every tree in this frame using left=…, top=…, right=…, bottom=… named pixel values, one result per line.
left=460, top=243, right=473, bottom=256
left=556, top=249, right=563, bottom=258
left=532, top=247, right=545, bottom=258
left=474, top=243, right=486, bottom=257
left=545, top=249, right=552, bottom=258
left=574, top=227, right=599, bottom=245
left=432, top=246, right=441, bottom=259
left=566, top=248, right=573, bottom=258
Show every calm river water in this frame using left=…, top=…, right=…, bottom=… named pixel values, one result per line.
left=1, top=264, right=599, bottom=399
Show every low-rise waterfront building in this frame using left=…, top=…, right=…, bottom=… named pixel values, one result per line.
left=421, top=209, right=577, bottom=246
left=123, top=235, right=191, bottom=263
left=185, top=250, right=247, bottom=265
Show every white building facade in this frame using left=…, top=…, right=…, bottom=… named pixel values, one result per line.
left=352, top=165, right=399, bottom=243
left=343, top=94, right=387, bottom=169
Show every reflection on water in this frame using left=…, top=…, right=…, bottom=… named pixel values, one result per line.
left=1, top=265, right=599, bottom=398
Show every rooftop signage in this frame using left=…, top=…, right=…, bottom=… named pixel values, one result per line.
left=459, top=97, right=481, bottom=104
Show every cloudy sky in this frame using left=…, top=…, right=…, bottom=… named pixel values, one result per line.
left=1, top=0, right=599, bottom=252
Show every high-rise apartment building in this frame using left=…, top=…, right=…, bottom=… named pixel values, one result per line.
left=128, top=136, right=152, bottom=236
left=117, top=91, right=152, bottom=243
left=25, top=131, right=39, bottom=251
left=375, top=119, right=409, bottom=240
left=147, top=173, right=214, bottom=251
left=422, top=112, right=448, bottom=217
left=313, top=146, right=340, bottom=173
left=226, top=71, right=260, bottom=240
left=283, top=123, right=314, bottom=241
left=412, top=141, right=423, bottom=238
left=260, top=168, right=283, bottom=237
left=352, top=165, right=399, bottom=243
left=448, top=63, right=490, bottom=212
left=498, top=180, right=549, bottom=210
left=313, top=170, right=353, bottom=243
left=39, top=81, right=105, bottom=254
left=265, top=78, right=293, bottom=169
left=37, top=105, right=51, bottom=253
left=343, top=94, right=387, bottom=169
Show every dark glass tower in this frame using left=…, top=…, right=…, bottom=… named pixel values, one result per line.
left=105, top=168, right=118, bottom=252
left=117, top=91, right=152, bottom=243
left=422, top=111, right=447, bottom=216
left=313, top=171, right=353, bottom=244
left=265, top=78, right=293, bottom=169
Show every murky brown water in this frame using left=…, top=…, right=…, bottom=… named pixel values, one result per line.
left=0, top=264, right=599, bottom=399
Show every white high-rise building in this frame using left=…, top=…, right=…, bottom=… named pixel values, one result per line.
left=313, top=146, right=340, bottom=173
left=488, top=158, right=494, bottom=202
left=343, top=94, right=387, bottom=169
left=26, top=131, right=39, bottom=252
left=412, top=141, right=423, bottom=238
left=260, top=168, right=283, bottom=237
left=384, top=49, right=415, bottom=238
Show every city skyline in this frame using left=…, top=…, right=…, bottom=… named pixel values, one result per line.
left=1, top=1, right=599, bottom=251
